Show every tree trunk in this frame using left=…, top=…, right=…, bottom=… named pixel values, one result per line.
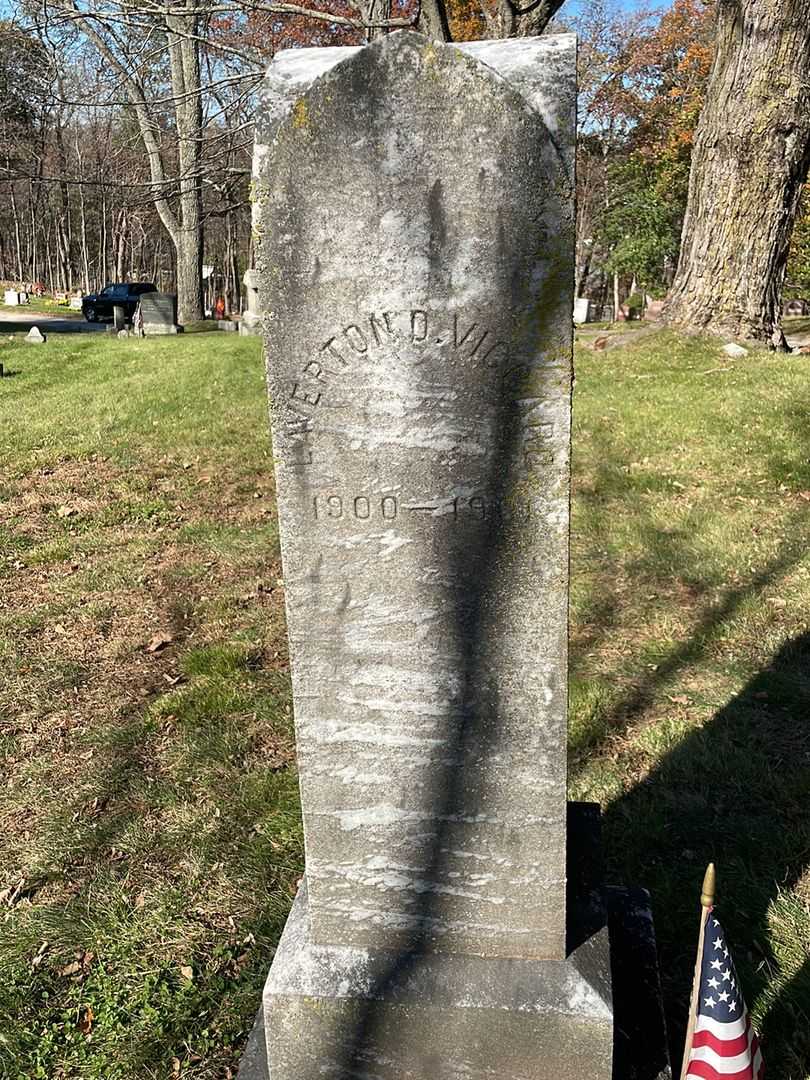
left=666, top=0, right=810, bottom=348
left=412, top=0, right=564, bottom=42
left=77, top=146, right=91, bottom=293
left=167, top=5, right=204, bottom=323
left=29, top=190, right=38, bottom=284
left=100, top=185, right=108, bottom=287
left=116, top=210, right=127, bottom=281
left=613, top=271, right=620, bottom=323
left=57, top=2, right=201, bottom=319
left=9, top=180, right=23, bottom=282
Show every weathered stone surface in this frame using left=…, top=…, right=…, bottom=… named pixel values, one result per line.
left=140, top=292, right=179, bottom=335
left=236, top=29, right=649, bottom=1080
left=722, top=342, right=748, bottom=358
left=25, top=326, right=46, bottom=344
left=258, top=29, right=575, bottom=962
left=260, top=877, right=612, bottom=1080
left=237, top=1012, right=270, bottom=1080
left=240, top=269, right=262, bottom=336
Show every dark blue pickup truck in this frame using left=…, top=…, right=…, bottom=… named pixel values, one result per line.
left=82, top=282, right=157, bottom=322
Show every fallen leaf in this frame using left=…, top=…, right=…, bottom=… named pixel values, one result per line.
left=57, top=505, right=78, bottom=518
left=2, top=878, right=26, bottom=906
left=667, top=695, right=689, bottom=706
left=78, top=1004, right=94, bottom=1034
left=59, top=960, right=82, bottom=977
left=171, top=1058, right=182, bottom=1075
left=146, top=631, right=173, bottom=653
left=179, top=964, right=194, bottom=981
left=31, top=941, right=49, bottom=970
left=133, top=893, right=146, bottom=910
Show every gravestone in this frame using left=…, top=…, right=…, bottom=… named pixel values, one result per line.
left=243, top=31, right=668, bottom=1080
left=139, top=292, right=179, bottom=335
left=25, top=326, right=46, bottom=344
left=574, top=297, right=592, bottom=324
left=239, top=269, right=262, bottom=336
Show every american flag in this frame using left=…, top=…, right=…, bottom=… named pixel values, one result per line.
left=684, top=913, right=763, bottom=1080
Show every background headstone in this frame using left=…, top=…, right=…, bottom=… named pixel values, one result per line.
left=239, top=269, right=262, bottom=336
left=574, top=296, right=592, bottom=324
left=784, top=298, right=809, bottom=316
left=240, top=32, right=627, bottom=1080
left=139, top=292, right=179, bottom=335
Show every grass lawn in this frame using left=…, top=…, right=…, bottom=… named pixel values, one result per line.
left=1, top=328, right=809, bottom=1076
left=2, top=298, right=84, bottom=318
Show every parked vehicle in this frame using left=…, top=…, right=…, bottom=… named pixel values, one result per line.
left=82, top=282, right=157, bottom=323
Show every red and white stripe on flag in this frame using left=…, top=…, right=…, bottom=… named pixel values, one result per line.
left=685, top=1009, right=764, bottom=1080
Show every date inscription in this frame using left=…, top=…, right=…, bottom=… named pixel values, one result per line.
left=311, top=493, right=536, bottom=523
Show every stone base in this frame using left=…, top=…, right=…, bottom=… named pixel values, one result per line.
left=143, top=323, right=179, bottom=335
left=238, top=804, right=670, bottom=1080
left=249, top=877, right=612, bottom=1080
left=606, top=887, right=671, bottom=1080
left=239, top=313, right=262, bottom=336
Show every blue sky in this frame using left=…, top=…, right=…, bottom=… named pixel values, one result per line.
left=566, top=0, right=648, bottom=11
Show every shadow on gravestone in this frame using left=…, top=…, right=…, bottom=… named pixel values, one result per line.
left=240, top=32, right=669, bottom=1080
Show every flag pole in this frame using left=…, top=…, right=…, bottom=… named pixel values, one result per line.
left=680, top=863, right=716, bottom=1080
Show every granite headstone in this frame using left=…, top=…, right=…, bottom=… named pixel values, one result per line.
left=239, top=269, right=262, bottom=336
left=139, top=292, right=179, bottom=335
left=242, top=31, right=668, bottom=1080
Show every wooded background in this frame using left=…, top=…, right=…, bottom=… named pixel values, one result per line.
left=4, top=0, right=809, bottom=338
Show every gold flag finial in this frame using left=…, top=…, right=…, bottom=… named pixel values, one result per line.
left=700, top=863, right=716, bottom=909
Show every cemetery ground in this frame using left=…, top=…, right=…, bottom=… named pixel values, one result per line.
left=0, top=326, right=809, bottom=1077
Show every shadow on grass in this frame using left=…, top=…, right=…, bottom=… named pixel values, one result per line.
left=571, top=412, right=810, bottom=1074
left=570, top=414, right=810, bottom=756
left=4, top=646, right=302, bottom=1076
left=602, top=631, right=810, bottom=1076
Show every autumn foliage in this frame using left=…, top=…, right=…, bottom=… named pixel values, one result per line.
left=576, top=0, right=715, bottom=300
